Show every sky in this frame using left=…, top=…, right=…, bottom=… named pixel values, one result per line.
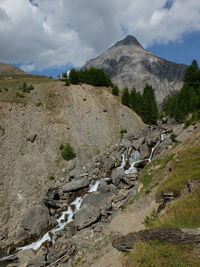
left=0, top=0, right=200, bottom=77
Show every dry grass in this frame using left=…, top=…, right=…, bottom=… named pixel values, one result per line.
left=127, top=241, right=200, bottom=267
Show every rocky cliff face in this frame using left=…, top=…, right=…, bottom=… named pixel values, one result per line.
left=83, top=35, right=187, bottom=104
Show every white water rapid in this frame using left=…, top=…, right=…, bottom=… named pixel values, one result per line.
left=0, top=180, right=101, bottom=262
left=119, top=131, right=167, bottom=173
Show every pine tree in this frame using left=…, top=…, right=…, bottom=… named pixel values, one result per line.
left=162, top=59, right=200, bottom=122
left=121, top=88, right=130, bottom=106
left=69, top=68, right=79, bottom=84
left=112, top=85, right=119, bottom=96
left=142, top=84, right=159, bottom=124
left=129, top=88, right=137, bottom=110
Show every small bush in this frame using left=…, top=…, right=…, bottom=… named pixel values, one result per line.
left=60, top=143, right=76, bottom=161
left=170, top=133, right=177, bottom=142
left=119, top=128, right=127, bottom=139
left=36, top=102, right=42, bottom=107
left=20, top=82, right=34, bottom=93
left=65, top=79, right=70, bottom=86
left=142, top=209, right=158, bottom=227
left=112, top=85, right=119, bottom=96
left=16, top=92, right=24, bottom=98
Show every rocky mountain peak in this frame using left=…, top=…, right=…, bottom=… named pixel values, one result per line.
left=114, top=35, right=144, bottom=49
left=83, top=36, right=187, bottom=104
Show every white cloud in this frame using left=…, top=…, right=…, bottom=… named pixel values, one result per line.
left=0, top=0, right=200, bottom=71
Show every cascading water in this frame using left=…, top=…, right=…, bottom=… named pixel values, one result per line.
left=119, top=131, right=167, bottom=173
left=124, top=150, right=140, bottom=174
left=88, top=180, right=101, bottom=193
left=118, top=154, right=126, bottom=169
left=0, top=180, right=101, bottom=262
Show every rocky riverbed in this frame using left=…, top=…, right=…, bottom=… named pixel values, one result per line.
left=1, top=118, right=197, bottom=267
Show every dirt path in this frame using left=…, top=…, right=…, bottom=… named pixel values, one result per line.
left=89, top=188, right=159, bottom=267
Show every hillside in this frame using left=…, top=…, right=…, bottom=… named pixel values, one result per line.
left=83, top=35, right=187, bottom=104
left=0, top=62, right=25, bottom=75
left=0, top=76, right=144, bottom=248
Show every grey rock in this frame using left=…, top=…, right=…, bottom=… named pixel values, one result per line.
left=74, top=192, right=114, bottom=229
left=175, top=125, right=195, bottom=142
left=132, top=137, right=145, bottom=150
left=139, top=144, right=150, bottom=159
left=113, top=194, right=126, bottom=203
left=81, top=192, right=113, bottom=209
left=98, top=181, right=110, bottom=192
left=102, top=156, right=116, bottom=172
left=21, top=206, right=55, bottom=237
left=64, top=222, right=77, bottom=238
left=121, top=176, right=130, bottom=185
left=109, top=184, right=118, bottom=195
left=112, top=151, right=122, bottom=162
left=111, top=168, right=124, bottom=186
left=62, top=179, right=90, bottom=193
left=74, top=205, right=100, bottom=230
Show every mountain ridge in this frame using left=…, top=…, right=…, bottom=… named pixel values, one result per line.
left=0, top=62, right=25, bottom=75
left=83, top=35, right=187, bottom=104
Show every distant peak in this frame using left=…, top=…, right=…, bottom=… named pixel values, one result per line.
left=114, top=35, right=144, bottom=49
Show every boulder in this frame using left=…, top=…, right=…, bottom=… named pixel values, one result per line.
left=109, top=184, right=118, bottom=195
left=98, top=181, right=110, bottom=193
left=175, top=125, right=195, bottom=142
left=74, top=192, right=114, bottom=229
left=81, top=192, right=113, bottom=209
left=139, top=144, right=150, bottom=159
left=112, top=151, right=122, bottom=162
left=21, top=206, right=55, bottom=237
left=121, top=176, right=130, bottom=185
left=132, top=137, right=145, bottom=151
left=62, top=179, right=90, bottom=193
left=111, top=168, right=124, bottom=186
left=102, top=156, right=116, bottom=172
left=153, top=137, right=172, bottom=157
left=74, top=206, right=100, bottom=230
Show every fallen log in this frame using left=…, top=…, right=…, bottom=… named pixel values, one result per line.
left=112, top=228, right=200, bottom=252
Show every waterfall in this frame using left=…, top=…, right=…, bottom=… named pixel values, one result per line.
left=118, top=154, right=126, bottom=169
left=88, top=180, right=101, bottom=193
left=0, top=179, right=101, bottom=260
left=124, top=150, right=140, bottom=174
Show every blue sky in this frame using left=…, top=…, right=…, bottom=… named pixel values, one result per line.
left=0, top=0, right=200, bottom=77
